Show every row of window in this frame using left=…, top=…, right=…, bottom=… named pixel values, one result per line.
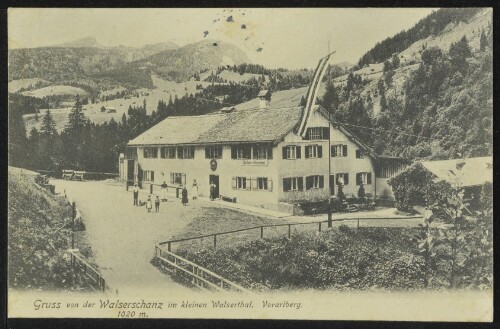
left=283, top=175, right=325, bottom=191
left=282, top=145, right=324, bottom=159
left=143, top=144, right=365, bottom=161
left=282, top=144, right=365, bottom=159
left=230, top=145, right=273, bottom=160
left=282, top=172, right=372, bottom=192
left=141, top=170, right=371, bottom=191
left=142, top=145, right=273, bottom=160
left=144, top=146, right=195, bottom=159
left=232, top=177, right=273, bottom=191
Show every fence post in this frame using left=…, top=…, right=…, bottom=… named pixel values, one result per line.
left=288, top=224, right=291, bottom=239
left=167, top=242, right=171, bottom=252
left=72, top=202, right=76, bottom=249
left=260, top=226, right=264, bottom=239
left=319, top=222, right=322, bottom=232
left=357, top=218, right=360, bottom=230
left=213, top=234, right=217, bottom=249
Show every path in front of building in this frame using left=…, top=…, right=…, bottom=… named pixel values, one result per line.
left=52, top=179, right=197, bottom=296
left=198, top=197, right=422, bottom=228
left=51, top=179, right=422, bottom=295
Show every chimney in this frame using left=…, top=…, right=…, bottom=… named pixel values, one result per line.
left=257, top=90, right=271, bottom=109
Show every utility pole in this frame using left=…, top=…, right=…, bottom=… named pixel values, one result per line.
left=327, top=38, right=333, bottom=228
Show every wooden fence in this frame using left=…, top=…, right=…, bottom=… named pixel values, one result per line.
left=159, top=216, right=423, bottom=252
left=68, top=249, right=107, bottom=292
left=154, top=245, right=251, bottom=293
left=36, top=169, right=119, bottom=181
left=155, top=216, right=422, bottom=292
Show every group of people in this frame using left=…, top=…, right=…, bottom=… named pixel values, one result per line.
left=132, top=178, right=217, bottom=210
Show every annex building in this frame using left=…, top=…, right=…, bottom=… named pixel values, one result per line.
left=119, top=91, right=407, bottom=213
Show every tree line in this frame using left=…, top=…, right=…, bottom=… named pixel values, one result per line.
left=357, top=8, right=482, bottom=69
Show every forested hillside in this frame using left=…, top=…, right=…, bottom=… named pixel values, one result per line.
left=357, top=8, right=482, bottom=68
left=321, top=8, right=492, bottom=160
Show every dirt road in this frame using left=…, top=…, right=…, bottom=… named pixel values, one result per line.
left=52, top=179, right=201, bottom=296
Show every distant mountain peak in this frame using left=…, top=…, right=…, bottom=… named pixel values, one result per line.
left=54, top=36, right=101, bottom=48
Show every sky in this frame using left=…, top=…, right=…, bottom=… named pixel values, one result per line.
left=8, top=8, right=436, bottom=69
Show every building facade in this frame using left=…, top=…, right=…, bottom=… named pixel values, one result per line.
left=120, top=101, right=405, bottom=212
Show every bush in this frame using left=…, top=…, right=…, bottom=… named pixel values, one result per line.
left=388, top=163, right=453, bottom=212
left=174, top=228, right=430, bottom=291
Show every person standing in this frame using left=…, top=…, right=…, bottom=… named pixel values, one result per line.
left=133, top=184, right=139, bottom=206
left=191, top=179, right=199, bottom=200
left=155, top=195, right=160, bottom=212
left=146, top=196, right=153, bottom=213
left=161, top=181, right=168, bottom=202
left=358, top=182, right=366, bottom=203
left=209, top=181, right=216, bottom=201
left=182, top=186, right=188, bottom=206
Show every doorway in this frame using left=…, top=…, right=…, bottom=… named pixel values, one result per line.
left=209, top=175, right=219, bottom=199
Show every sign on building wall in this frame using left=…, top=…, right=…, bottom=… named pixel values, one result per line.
left=242, top=159, right=268, bottom=166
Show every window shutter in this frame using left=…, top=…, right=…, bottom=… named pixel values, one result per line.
left=267, top=179, right=273, bottom=191
left=251, top=178, right=258, bottom=190
left=319, top=175, right=324, bottom=188
left=343, top=145, right=348, bottom=157
left=205, top=147, right=209, bottom=159
left=231, top=146, right=237, bottom=159
left=151, top=171, right=155, bottom=182
left=306, top=176, right=312, bottom=190
left=232, top=177, right=237, bottom=189
left=282, top=146, right=287, bottom=159
left=318, top=145, right=322, bottom=158
left=182, top=174, right=186, bottom=186
left=322, top=127, right=330, bottom=140
left=246, top=177, right=251, bottom=190
left=177, top=147, right=182, bottom=159
left=267, top=147, right=273, bottom=160
left=331, top=145, right=336, bottom=157
left=304, top=128, right=310, bottom=140
left=344, top=173, right=349, bottom=185
left=283, top=178, right=290, bottom=192
left=367, top=172, right=372, bottom=184
left=170, top=173, right=174, bottom=184
left=298, top=177, right=304, bottom=191
left=252, top=146, right=257, bottom=159
left=356, top=173, right=361, bottom=185
left=305, top=145, right=309, bottom=159
left=296, top=146, right=301, bottom=159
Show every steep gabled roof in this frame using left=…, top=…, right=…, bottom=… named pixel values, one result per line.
left=127, top=106, right=303, bottom=146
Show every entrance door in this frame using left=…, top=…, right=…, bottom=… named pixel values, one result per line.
left=209, top=175, right=219, bottom=198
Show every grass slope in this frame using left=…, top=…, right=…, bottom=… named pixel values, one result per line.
left=8, top=167, right=92, bottom=291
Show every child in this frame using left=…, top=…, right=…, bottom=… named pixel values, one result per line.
left=155, top=195, right=160, bottom=212
left=146, top=196, right=153, bottom=213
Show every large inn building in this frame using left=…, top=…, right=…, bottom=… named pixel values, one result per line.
left=120, top=92, right=407, bottom=213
